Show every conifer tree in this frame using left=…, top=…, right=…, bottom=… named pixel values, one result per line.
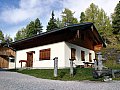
left=0, top=30, right=4, bottom=42
left=34, top=18, right=43, bottom=34
left=46, top=11, right=58, bottom=32
left=112, top=1, right=120, bottom=34
left=26, top=21, right=35, bottom=38
left=15, top=18, right=43, bottom=41
left=83, top=3, right=112, bottom=36
left=14, top=28, right=26, bottom=41
left=80, top=12, right=85, bottom=23
left=61, top=8, right=78, bottom=26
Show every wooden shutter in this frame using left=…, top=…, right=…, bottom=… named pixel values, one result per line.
left=39, top=48, right=50, bottom=60
left=71, top=48, right=76, bottom=60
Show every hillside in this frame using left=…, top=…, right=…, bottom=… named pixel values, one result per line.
left=102, top=34, right=120, bottom=69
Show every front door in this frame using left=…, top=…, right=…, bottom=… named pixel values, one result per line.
left=27, top=52, right=33, bottom=67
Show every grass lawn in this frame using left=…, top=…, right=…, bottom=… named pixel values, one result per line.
left=10, top=68, right=94, bottom=81
left=9, top=68, right=120, bottom=81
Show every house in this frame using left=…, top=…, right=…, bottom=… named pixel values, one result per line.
left=0, top=44, right=15, bottom=69
left=10, top=22, right=106, bottom=69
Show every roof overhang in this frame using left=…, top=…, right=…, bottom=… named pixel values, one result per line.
left=10, top=22, right=106, bottom=51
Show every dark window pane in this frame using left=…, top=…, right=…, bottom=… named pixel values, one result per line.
left=89, top=53, right=92, bottom=62
left=81, top=51, right=85, bottom=61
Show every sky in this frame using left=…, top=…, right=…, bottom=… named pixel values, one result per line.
left=0, top=0, right=119, bottom=40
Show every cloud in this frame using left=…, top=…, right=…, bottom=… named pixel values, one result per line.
left=0, top=0, right=119, bottom=39
left=61, top=0, right=119, bottom=19
left=1, top=0, right=118, bottom=24
left=0, top=0, right=65, bottom=37
left=0, top=0, right=39, bottom=24
left=2, top=0, right=66, bottom=25
left=92, top=0, right=119, bottom=16
left=2, top=24, right=26, bottom=39
left=60, top=0, right=92, bottom=21
left=0, top=0, right=60, bottom=24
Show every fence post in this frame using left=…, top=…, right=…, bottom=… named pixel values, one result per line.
left=97, top=52, right=103, bottom=70
left=94, top=59, right=98, bottom=70
left=69, top=59, right=75, bottom=76
left=53, top=57, right=58, bottom=77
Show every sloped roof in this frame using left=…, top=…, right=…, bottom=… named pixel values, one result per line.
left=10, top=22, right=106, bottom=50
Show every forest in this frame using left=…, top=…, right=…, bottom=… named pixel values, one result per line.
left=0, top=3, right=120, bottom=47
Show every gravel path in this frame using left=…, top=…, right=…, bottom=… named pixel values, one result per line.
left=0, top=71, right=120, bottom=90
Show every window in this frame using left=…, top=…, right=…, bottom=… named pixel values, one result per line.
left=71, top=48, right=76, bottom=60
left=10, top=59, right=15, bottom=62
left=9, top=57, right=15, bottom=62
left=89, top=53, right=92, bottom=62
left=81, top=51, right=85, bottom=61
left=39, top=48, right=50, bottom=60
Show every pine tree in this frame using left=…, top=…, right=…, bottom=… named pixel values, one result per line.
left=0, top=30, right=4, bottom=42
left=46, top=11, right=58, bottom=32
left=84, top=3, right=112, bottom=36
left=61, top=8, right=78, bottom=26
left=112, top=1, right=120, bottom=34
left=26, top=21, right=35, bottom=38
left=14, top=28, right=26, bottom=41
left=80, top=12, right=85, bottom=23
left=14, top=30, right=21, bottom=41
left=34, top=18, right=43, bottom=34
left=4, top=34, right=13, bottom=43
left=15, top=18, right=43, bottom=41
left=56, top=18, right=62, bottom=29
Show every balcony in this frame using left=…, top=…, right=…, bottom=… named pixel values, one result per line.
left=0, top=47, right=15, bottom=57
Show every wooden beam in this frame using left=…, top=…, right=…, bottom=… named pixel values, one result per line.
left=94, top=44, right=103, bottom=51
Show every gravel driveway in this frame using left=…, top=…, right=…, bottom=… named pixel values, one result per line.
left=0, top=71, right=120, bottom=90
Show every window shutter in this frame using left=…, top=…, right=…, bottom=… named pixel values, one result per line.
left=39, top=48, right=50, bottom=60
left=71, top=48, right=76, bottom=60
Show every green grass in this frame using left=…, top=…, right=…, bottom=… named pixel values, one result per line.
left=9, top=68, right=120, bottom=81
left=101, top=43, right=120, bottom=69
left=9, top=68, right=94, bottom=81
left=103, top=60, right=120, bottom=69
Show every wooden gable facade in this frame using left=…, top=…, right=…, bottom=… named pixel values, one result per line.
left=0, top=46, right=15, bottom=68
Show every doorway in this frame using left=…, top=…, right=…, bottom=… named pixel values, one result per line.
left=26, top=51, right=34, bottom=67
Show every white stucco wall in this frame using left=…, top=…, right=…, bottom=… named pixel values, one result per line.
left=16, top=42, right=65, bottom=69
left=64, top=42, right=95, bottom=67
left=15, top=41, right=95, bottom=69
left=8, top=57, right=15, bottom=69
left=9, top=62, right=15, bottom=69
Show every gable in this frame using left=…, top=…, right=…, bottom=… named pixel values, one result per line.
left=10, top=22, right=106, bottom=51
